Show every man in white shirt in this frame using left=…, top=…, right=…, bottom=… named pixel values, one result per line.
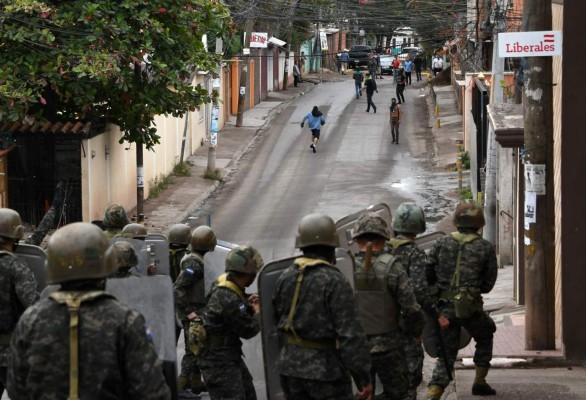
left=432, top=54, right=444, bottom=76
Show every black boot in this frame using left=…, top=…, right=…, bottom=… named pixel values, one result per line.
left=472, top=382, right=497, bottom=396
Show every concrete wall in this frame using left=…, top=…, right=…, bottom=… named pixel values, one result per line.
left=81, top=70, right=226, bottom=222
left=496, top=147, right=515, bottom=265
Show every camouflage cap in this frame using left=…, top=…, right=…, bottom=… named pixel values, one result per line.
left=0, top=208, right=24, bottom=241
left=113, top=241, right=139, bottom=268
left=225, top=245, right=264, bottom=275
left=352, top=212, right=391, bottom=240
left=453, top=199, right=485, bottom=229
left=391, top=202, right=426, bottom=234
left=103, top=203, right=129, bottom=229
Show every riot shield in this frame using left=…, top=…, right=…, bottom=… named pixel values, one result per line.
left=335, top=203, right=393, bottom=254
left=414, top=231, right=446, bottom=253
left=110, top=237, right=148, bottom=276
left=15, top=243, right=47, bottom=292
left=145, top=233, right=170, bottom=276
left=422, top=311, right=472, bottom=358
left=258, top=251, right=356, bottom=400
left=203, top=239, right=236, bottom=295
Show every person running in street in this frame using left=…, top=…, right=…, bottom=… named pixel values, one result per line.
left=363, top=73, right=378, bottom=113
left=301, top=106, right=325, bottom=153
left=389, top=98, right=401, bottom=144
left=396, top=69, right=406, bottom=104
left=353, top=70, right=364, bottom=99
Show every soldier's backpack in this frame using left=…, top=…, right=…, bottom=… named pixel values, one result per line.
left=188, top=273, right=246, bottom=355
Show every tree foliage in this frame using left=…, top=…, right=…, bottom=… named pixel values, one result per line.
left=0, top=0, right=234, bottom=149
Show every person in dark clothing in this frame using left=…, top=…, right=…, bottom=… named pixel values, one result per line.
left=363, top=73, right=378, bottom=113
left=413, top=54, right=424, bottom=81
left=396, top=69, right=406, bottom=104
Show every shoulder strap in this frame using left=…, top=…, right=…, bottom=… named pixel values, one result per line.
left=50, top=291, right=112, bottom=400
left=388, top=238, right=412, bottom=250
left=449, top=232, right=480, bottom=288
left=285, top=257, right=333, bottom=339
left=216, top=273, right=246, bottom=301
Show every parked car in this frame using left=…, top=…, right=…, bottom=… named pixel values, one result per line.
left=348, top=45, right=374, bottom=69
left=379, top=55, right=393, bottom=75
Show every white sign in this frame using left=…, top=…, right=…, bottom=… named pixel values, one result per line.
left=498, top=31, right=562, bottom=57
left=524, top=191, right=536, bottom=230
left=319, top=31, right=328, bottom=51
left=525, top=164, right=546, bottom=195
left=250, top=32, right=268, bottom=48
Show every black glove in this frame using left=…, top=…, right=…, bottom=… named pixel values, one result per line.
left=300, top=123, right=304, bottom=128
left=320, top=120, right=325, bottom=126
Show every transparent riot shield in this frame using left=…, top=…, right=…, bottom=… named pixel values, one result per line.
left=15, top=243, right=47, bottom=292
left=145, top=233, right=170, bottom=276
left=110, top=237, right=148, bottom=276
left=258, top=250, right=356, bottom=400
left=203, top=239, right=236, bottom=295
left=335, top=203, right=393, bottom=254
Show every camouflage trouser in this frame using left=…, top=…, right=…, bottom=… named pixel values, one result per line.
left=280, top=375, right=354, bottom=400
left=404, top=337, right=424, bottom=398
left=179, top=320, right=202, bottom=389
left=372, top=348, right=410, bottom=400
left=200, top=358, right=256, bottom=400
left=429, top=310, right=496, bottom=388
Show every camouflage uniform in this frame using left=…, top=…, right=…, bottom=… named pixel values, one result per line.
left=174, top=253, right=205, bottom=394
left=273, top=257, right=372, bottom=399
left=388, top=236, right=434, bottom=397
left=170, top=247, right=189, bottom=282
left=354, top=250, right=425, bottom=400
left=103, top=204, right=130, bottom=238
left=0, top=252, right=39, bottom=395
left=198, top=273, right=259, bottom=400
left=24, top=182, right=64, bottom=246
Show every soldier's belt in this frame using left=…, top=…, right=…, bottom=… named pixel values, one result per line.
left=286, top=335, right=336, bottom=350
left=0, top=333, right=12, bottom=345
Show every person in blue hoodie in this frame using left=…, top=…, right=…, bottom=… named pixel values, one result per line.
left=301, top=106, right=325, bottom=153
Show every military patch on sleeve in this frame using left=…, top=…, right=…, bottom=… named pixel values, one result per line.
left=186, top=268, right=194, bottom=275
left=239, top=302, right=246, bottom=312
left=144, top=324, right=154, bottom=342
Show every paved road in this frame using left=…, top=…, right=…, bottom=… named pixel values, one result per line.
left=188, top=76, right=462, bottom=399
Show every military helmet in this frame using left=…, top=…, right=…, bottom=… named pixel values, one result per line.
left=168, top=224, right=192, bottom=246
left=122, top=223, right=148, bottom=239
left=391, top=202, right=426, bottom=234
left=0, top=208, right=24, bottom=241
left=225, top=245, right=264, bottom=275
left=454, top=199, right=486, bottom=229
left=113, top=241, right=139, bottom=268
left=190, top=226, right=217, bottom=252
left=352, top=212, right=391, bottom=240
left=45, top=222, right=117, bottom=284
left=295, top=213, right=340, bottom=249
left=103, top=203, right=129, bottom=229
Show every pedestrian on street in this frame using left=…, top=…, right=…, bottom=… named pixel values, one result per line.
left=392, top=55, right=402, bottom=83
left=432, top=54, right=444, bottom=77
left=0, top=208, right=39, bottom=399
left=389, top=203, right=446, bottom=399
left=353, top=70, right=364, bottom=99
left=301, top=105, right=325, bottom=153
left=396, top=69, right=406, bottom=104
left=368, top=53, right=378, bottom=82
left=376, top=52, right=383, bottom=79
left=293, top=62, right=301, bottom=87
left=404, top=57, right=413, bottom=85
left=363, top=73, right=378, bottom=113
left=352, top=213, right=425, bottom=400
left=389, top=98, right=401, bottom=144
left=198, top=246, right=263, bottom=400
left=339, top=49, right=350, bottom=75
left=273, top=213, right=373, bottom=400
left=7, top=222, right=171, bottom=400
left=426, top=200, right=498, bottom=400
left=413, top=54, right=424, bottom=81
left=174, top=226, right=218, bottom=398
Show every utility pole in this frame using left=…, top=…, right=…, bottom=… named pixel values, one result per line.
left=283, top=0, right=299, bottom=91
left=236, top=19, right=254, bottom=128
left=522, top=0, right=555, bottom=350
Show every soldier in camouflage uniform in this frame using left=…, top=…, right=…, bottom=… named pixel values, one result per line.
left=0, top=208, right=39, bottom=398
left=174, top=225, right=217, bottom=398
left=352, top=212, right=425, bottom=400
left=389, top=203, right=446, bottom=399
left=103, top=203, right=130, bottom=238
left=24, top=181, right=64, bottom=246
left=273, top=213, right=373, bottom=400
left=7, top=222, right=170, bottom=399
left=168, top=223, right=192, bottom=282
left=198, top=245, right=263, bottom=400
left=110, top=240, right=140, bottom=278
left=426, top=200, right=498, bottom=399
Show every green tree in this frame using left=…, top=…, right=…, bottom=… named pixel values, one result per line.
left=0, top=0, right=234, bottom=149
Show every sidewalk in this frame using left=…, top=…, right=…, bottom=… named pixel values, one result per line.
left=427, top=82, right=585, bottom=399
